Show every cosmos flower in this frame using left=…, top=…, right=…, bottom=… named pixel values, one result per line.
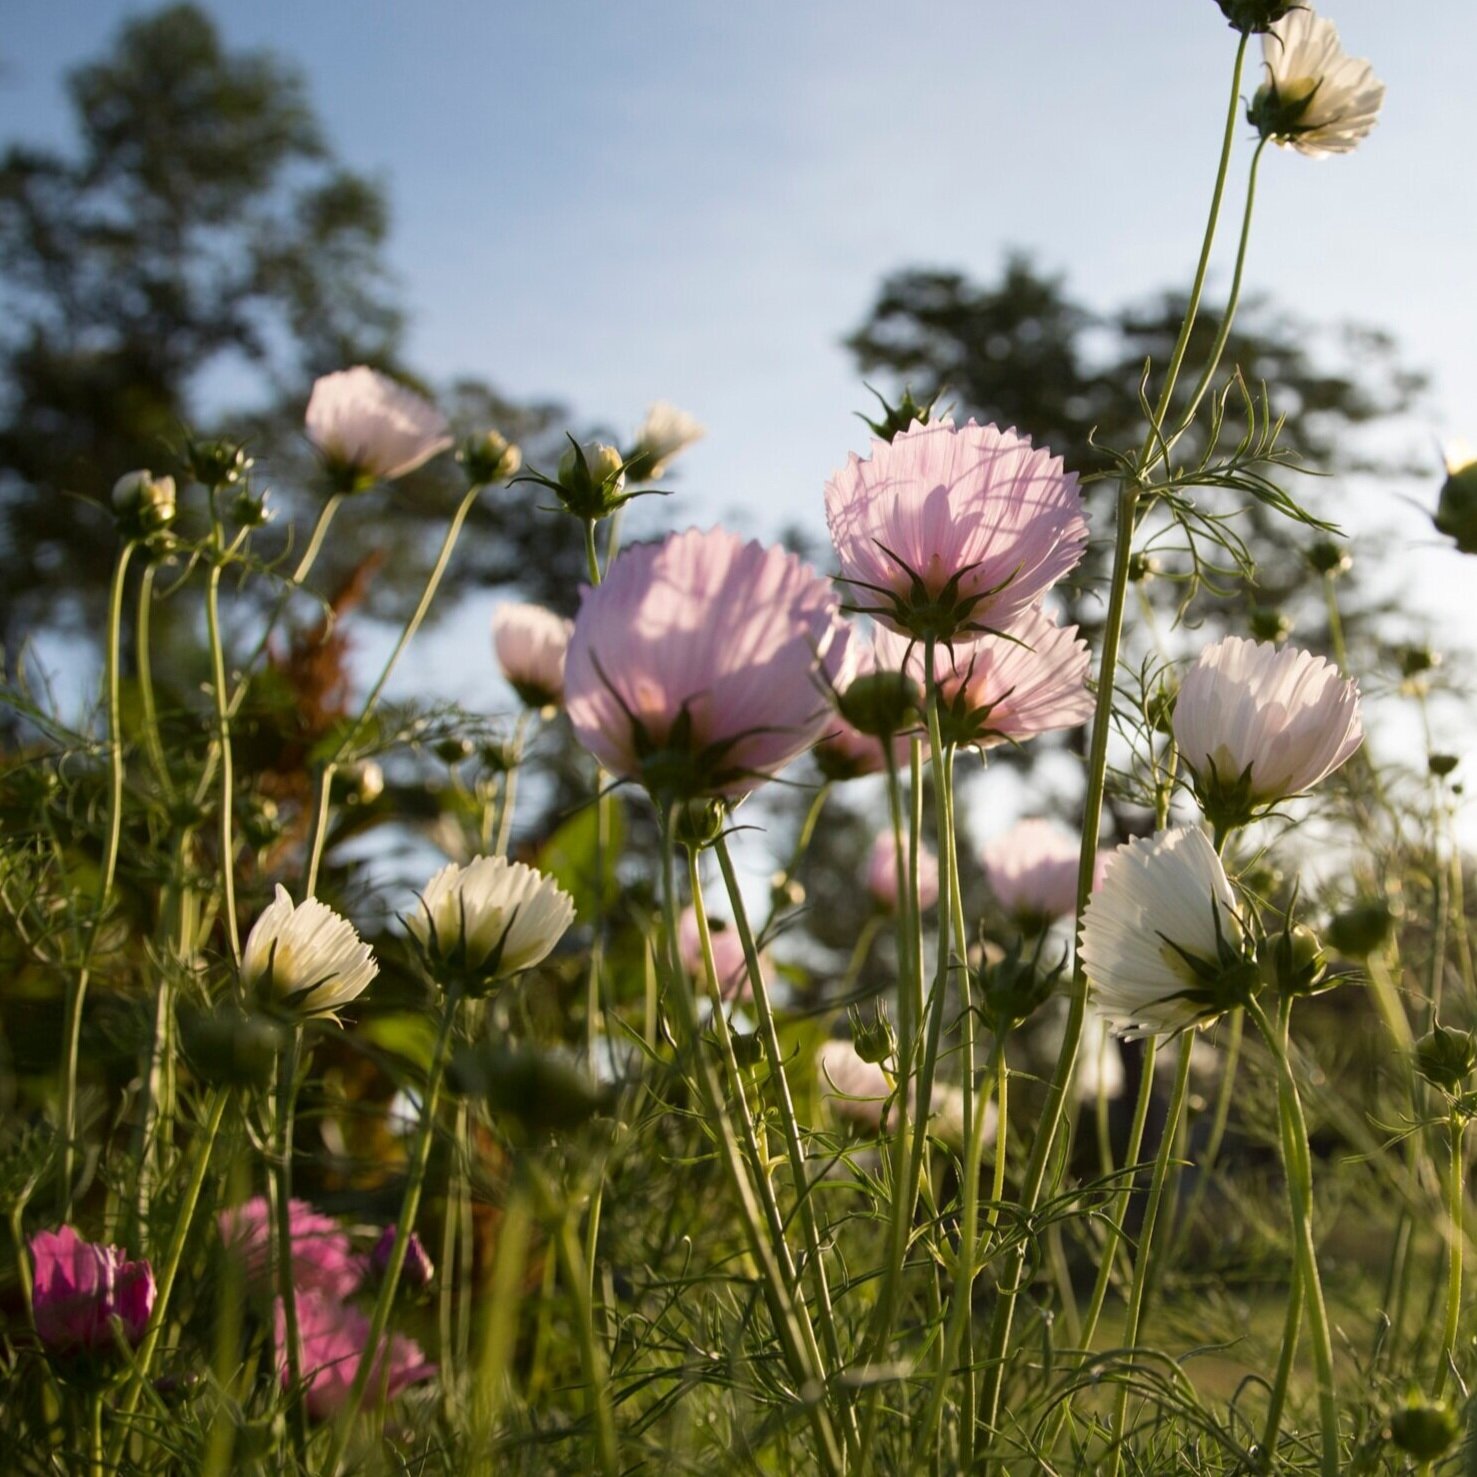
left=814, top=629, right=919, bottom=781
left=824, top=420, right=1087, bottom=643
left=493, top=602, right=574, bottom=710
left=241, top=887, right=379, bottom=1020
left=218, top=1197, right=363, bottom=1302
left=1172, top=635, right=1362, bottom=831
left=1079, top=828, right=1255, bottom=1039
left=629, top=401, right=706, bottom=480
left=873, top=605, right=1094, bottom=750
left=305, top=366, right=452, bottom=489
left=29, top=1226, right=154, bottom=1356
left=815, top=1039, right=985, bottom=1149
left=677, top=906, right=756, bottom=1003
left=1252, top=7, right=1385, bottom=157
left=565, top=527, right=845, bottom=804
left=865, top=830, right=940, bottom=913
left=981, top=818, right=1106, bottom=927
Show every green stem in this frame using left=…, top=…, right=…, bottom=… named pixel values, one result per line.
left=135, top=559, right=173, bottom=799
left=978, top=38, right=1248, bottom=1448
left=551, top=1184, right=619, bottom=1476
left=582, top=518, right=602, bottom=585
left=272, top=1033, right=309, bottom=1461
left=324, top=983, right=463, bottom=1474
left=89, top=1389, right=103, bottom=1477
left=1260, top=1256, right=1303, bottom=1465
left=711, top=834, right=853, bottom=1446
left=303, top=481, right=485, bottom=897
left=1105, top=1032, right=1195, bottom=1477
left=1169, top=1008, right=1243, bottom=1264
left=472, top=1183, right=533, bottom=1459
left=662, top=822, right=842, bottom=1476
left=59, top=536, right=136, bottom=1221
left=293, top=492, right=344, bottom=585
left=1435, top=1108, right=1465, bottom=1395
left=1247, top=995, right=1340, bottom=1476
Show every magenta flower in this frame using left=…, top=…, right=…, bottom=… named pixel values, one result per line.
left=493, top=601, right=573, bottom=711
left=278, top=1291, right=435, bottom=1421
left=825, top=421, right=1087, bottom=642
left=565, top=527, right=845, bottom=803
left=219, top=1198, right=362, bottom=1301
left=678, top=906, right=756, bottom=1002
left=981, top=818, right=1106, bottom=926
left=866, top=831, right=940, bottom=913
left=29, top=1225, right=154, bottom=1355
left=370, top=1226, right=435, bottom=1292
left=873, top=605, right=1094, bottom=749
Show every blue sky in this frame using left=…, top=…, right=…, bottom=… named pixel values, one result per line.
left=5, top=1, right=1476, bottom=771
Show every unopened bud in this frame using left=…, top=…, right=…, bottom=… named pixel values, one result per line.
left=187, top=439, right=252, bottom=490
left=836, top=670, right=922, bottom=740
left=112, top=470, right=178, bottom=535
left=1389, top=1393, right=1461, bottom=1459
left=370, top=1226, right=435, bottom=1292
left=1127, top=552, right=1161, bottom=584
left=459, top=430, right=522, bottom=486
left=181, top=1005, right=282, bottom=1090
left=452, top=1043, right=609, bottom=1135
left=556, top=441, right=627, bottom=518
left=1326, top=899, right=1395, bottom=958
left=979, top=939, right=1064, bottom=1033
left=860, top=384, right=942, bottom=442
left=1213, top=0, right=1299, bottom=32
left=673, top=798, right=725, bottom=849
left=434, top=737, right=475, bottom=767
left=1249, top=606, right=1292, bottom=644
left=1415, top=1023, right=1477, bottom=1095
left=230, top=484, right=273, bottom=527
left=1434, top=448, right=1477, bottom=555
left=848, top=1006, right=896, bottom=1065
left=1430, top=753, right=1460, bottom=779
left=1398, top=645, right=1439, bottom=680
left=1306, top=539, right=1352, bottom=577
left=1258, top=923, right=1326, bottom=997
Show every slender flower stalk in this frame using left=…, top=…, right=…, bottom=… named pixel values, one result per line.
left=303, top=478, right=486, bottom=896
left=978, top=37, right=1250, bottom=1450
left=59, top=536, right=136, bottom=1220
left=271, top=1035, right=309, bottom=1459
left=1435, top=1106, right=1466, bottom=1395
left=204, top=494, right=243, bottom=965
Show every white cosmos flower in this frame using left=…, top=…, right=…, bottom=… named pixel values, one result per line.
left=242, top=885, right=379, bottom=1019
left=305, top=366, right=453, bottom=487
left=1079, top=828, right=1249, bottom=1040
left=409, top=856, right=574, bottom=985
left=1255, top=7, right=1384, bottom=158
left=1172, top=636, right=1362, bottom=828
left=493, top=602, right=573, bottom=710
left=632, top=401, right=705, bottom=479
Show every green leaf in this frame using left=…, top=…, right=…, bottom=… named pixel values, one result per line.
left=537, top=798, right=625, bottom=923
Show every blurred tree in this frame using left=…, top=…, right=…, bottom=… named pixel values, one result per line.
left=0, top=4, right=587, bottom=657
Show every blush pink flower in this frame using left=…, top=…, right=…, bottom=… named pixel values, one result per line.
left=815, top=629, right=918, bottom=781
left=874, top=605, right=1094, bottom=750
left=824, top=420, right=1087, bottom=642
left=565, top=527, right=845, bottom=804
left=1172, top=635, right=1363, bottom=833
left=981, top=818, right=1106, bottom=927
left=866, top=831, right=939, bottom=913
left=816, top=1039, right=987, bottom=1149
left=678, top=906, right=756, bottom=1002
left=278, top=1291, right=435, bottom=1421
left=29, top=1226, right=154, bottom=1356
left=493, top=602, right=573, bottom=711
left=305, top=366, right=452, bottom=492
left=218, top=1198, right=363, bottom=1301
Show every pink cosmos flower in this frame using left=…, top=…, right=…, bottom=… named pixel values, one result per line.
left=29, top=1226, right=154, bottom=1355
left=824, top=420, right=1087, bottom=642
left=678, top=906, right=756, bottom=1002
left=278, top=1291, right=435, bottom=1421
left=565, top=527, right=845, bottom=803
left=1172, top=636, right=1363, bottom=830
left=866, top=831, right=940, bottom=913
left=493, top=602, right=573, bottom=710
left=981, top=818, right=1107, bottom=926
left=305, top=366, right=452, bottom=489
left=815, top=630, right=919, bottom=781
left=219, top=1198, right=363, bottom=1301
left=873, top=605, right=1094, bottom=749
left=816, top=1039, right=986, bottom=1149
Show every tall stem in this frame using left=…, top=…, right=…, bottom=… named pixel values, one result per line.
left=1247, top=996, right=1340, bottom=1476
left=59, top=537, right=136, bottom=1220
left=204, top=493, right=243, bottom=964
left=324, top=983, right=462, bottom=1474
left=272, top=1031, right=309, bottom=1460
left=977, top=38, right=1248, bottom=1449
left=1104, top=1032, right=1195, bottom=1477
left=303, top=481, right=485, bottom=897
left=1435, top=1107, right=1465, bottom=1395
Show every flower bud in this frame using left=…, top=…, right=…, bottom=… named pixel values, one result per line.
left=1249, top=606, right=1292, bottom=644
left=230, top=484, right=273, bottom=527
left=978, top=938, right=1064, bottom=1033
left=1257, top=922, right=1326, bottom=997
left=836, top=670, right=923, bottom=740
left=187, top=438, right=252, bottom=490
left=1127, top=552, right=1161, bottom=584
left=672, top=798, right=726, bottom=849
left=1249, top=76, right=1321, bottom=143
left=1398, top=645, right=1439, bottom=680
left=860, top=384, right=942, bottom=442
left=1146, top=679, right=1177, bottom=738
left=1213, top=0, right=1299, bottom=32
left=848, top=1006, right=897, bottom=1066
left=1306, top=539, right=1351, bottom=577
left=370, top=1226, right=435, bottom=1292
left=434, top=737, right=475, bottom=767
left=1430, top=753, right=1460, bottom=779
left=1326, top=899, right=1394, bottom=958
left=1415, top=1023, right=1477, bottom=1095
left=1389, top=1393, right=1461, bottom=1459
left=458, top=430, right=522, bottom=486
left=181, top=1005, right=283, bottom=1090
left=453, top=1043, right=609, bottom=1135
left=556, top=441, right=627, bottom=518
left=111, top=470, right=178, bottom=535
left=1434, top=446, right=1477, bottom=555
left=728, top=1031, right=765, bottom=1070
